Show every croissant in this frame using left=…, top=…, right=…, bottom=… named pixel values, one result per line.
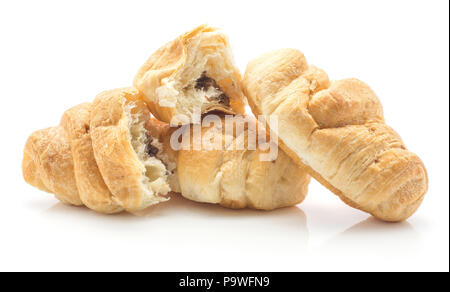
left=176, top=115, right=310, bottom=210
left=133, top=24, right=245, bottom=125
left=243, top=49, right=428, bottom=221
left=22, top=87, right=178, bottom=213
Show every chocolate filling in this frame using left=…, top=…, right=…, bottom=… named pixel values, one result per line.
left=194, top=72, right=230, bottom=107
left=147, top=144, right=159, bottom=157
left=146, top=136, right=159, bottom=157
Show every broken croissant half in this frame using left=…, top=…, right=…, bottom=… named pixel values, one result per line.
left=22, top=87, right=178, bottom=213
left=133, top=24, right=245, bottom=125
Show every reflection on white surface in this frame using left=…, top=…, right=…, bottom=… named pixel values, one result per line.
left=319, top=217, right=423, bottom=257
left=31, top=194, right=309, bottom=271
left=2, top=182, right=447, bottom=271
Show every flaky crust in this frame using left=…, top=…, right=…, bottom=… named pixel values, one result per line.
left=243, top=49, right=428, bottom=221
left=61, top=103, right=123, bottom=214
left=133, top=24, right=245, bottom=124
left=22, top=126, right=82, bottom=206
left=90, top=87, right=170, bottom=212
left=177, top=115, right=310, bottom=210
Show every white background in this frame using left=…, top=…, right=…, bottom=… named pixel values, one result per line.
left=0, top=0, right=448, bottom=272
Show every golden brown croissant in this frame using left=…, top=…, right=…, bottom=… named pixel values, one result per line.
left=23, top=88, right=178, bottom=213
left=243, top=49, right=428, bottom=221
left=176, top=115, right=310, bottom=210
left=133, top=24, right=245, bottom=125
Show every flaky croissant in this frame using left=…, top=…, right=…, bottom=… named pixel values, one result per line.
left=243, top=49, right=428, bottom=221
left=23, top=88, right=178, bottom=213
left=133, top=24, right=245, bottom=125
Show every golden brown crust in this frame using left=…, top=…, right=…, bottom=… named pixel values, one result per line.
left=22, top=127, right=82, bottom=206
left=61, top=103, right=123, bottom=214
left=22, top=150, right=50, bottom=194
left=133, top=24, right=245, bottom=124
left=90, top=87, right=170, bottom=212
left=177, top=115, right=310, bottom=210
left=309, top=79, right=384, bottom=128
left=243, top=48, right=428, bottom=221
